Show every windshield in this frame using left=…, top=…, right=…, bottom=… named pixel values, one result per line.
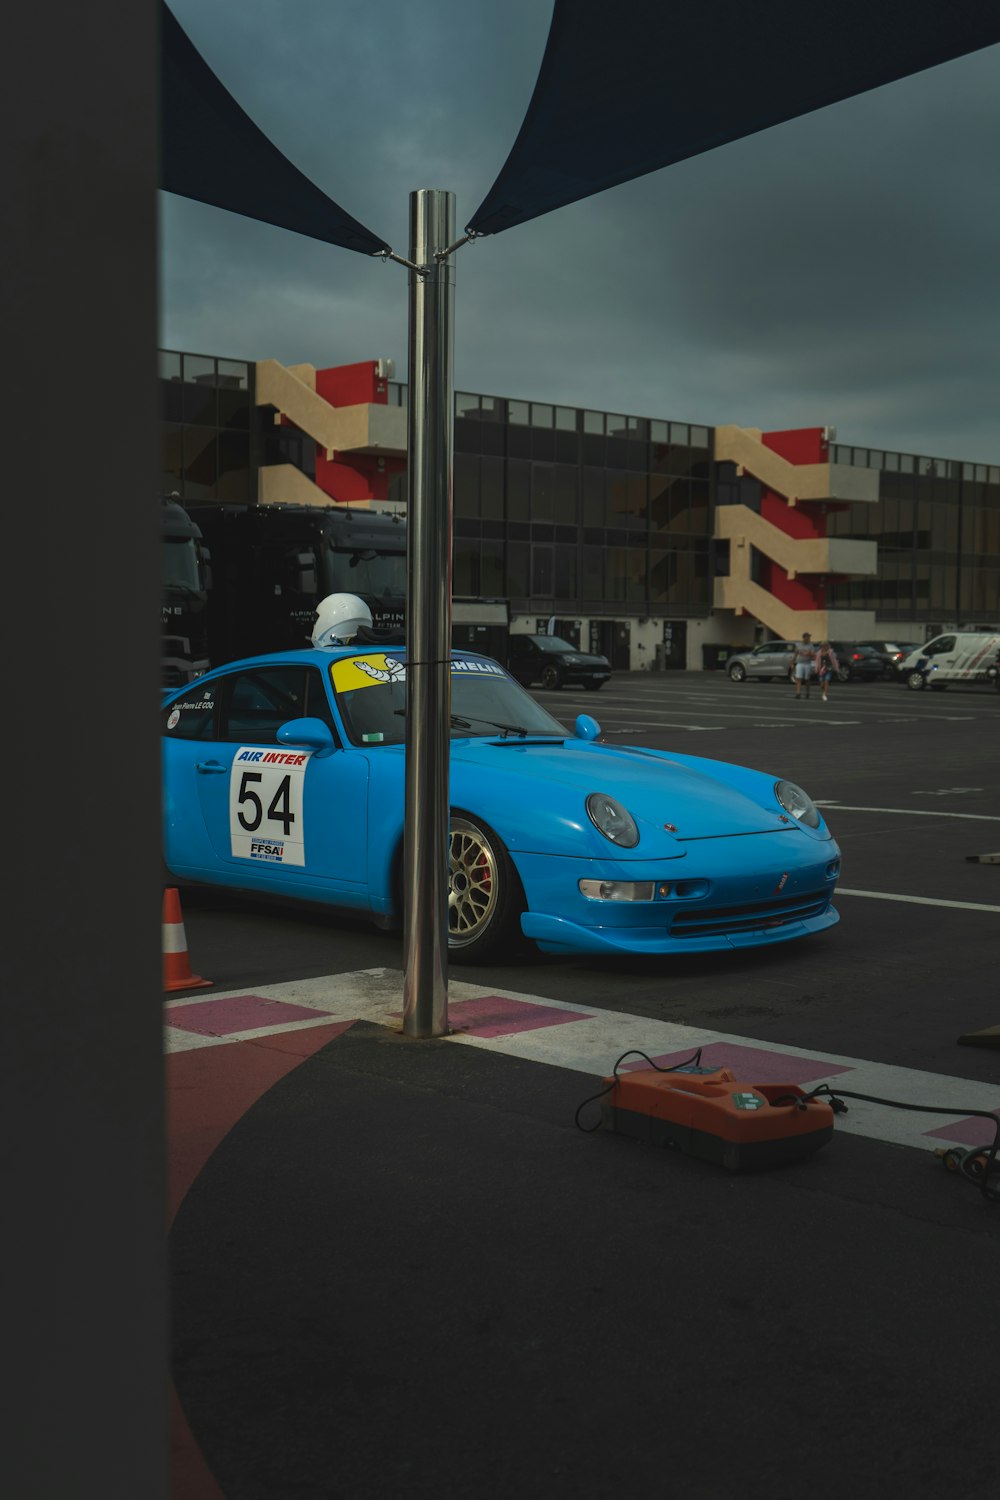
left=163, top=535, right=202, bottom=592
left=330, top=654, right=566, bottom=747
left=532, top=636, right=575, bottom=653
left=323, top=546, right=407, bottom=601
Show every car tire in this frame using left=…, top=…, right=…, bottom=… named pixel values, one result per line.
left=448, top=813, right=528, bottom=964
left=728, top=663, right=747, bottom=682
left=906, top=670, right=926, bottom=691
left=540, top=664, right=562, bottom=690
left=836, top=667, right=851, bottom=683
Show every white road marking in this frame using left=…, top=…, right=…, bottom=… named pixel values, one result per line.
left=164, top=969, right=1000, bottom=1157
left=912, top=787, right=984, bottom=796
left=814, top=802, right=1000, bottom=821
left=837, top=887, right=1000, bottom=914
left=602, top=724, right=726, bottom=733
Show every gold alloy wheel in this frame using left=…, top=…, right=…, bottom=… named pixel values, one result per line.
left=448, top=817, right=499, bottom=948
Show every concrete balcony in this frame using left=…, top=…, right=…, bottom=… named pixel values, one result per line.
left=256, top=358, right=407, bottom=459
left=715, top=425, right=879, bottom=505
left=715, top=505, right=877, bottom=580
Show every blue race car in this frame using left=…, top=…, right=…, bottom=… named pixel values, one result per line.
left=162, top=646, right=841, bottom=963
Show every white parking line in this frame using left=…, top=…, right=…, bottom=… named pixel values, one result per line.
left=591, top=705, right=862, bottom=725
left=837, top=887, right=1000, bottom=914
left=815, top=802, right=1000, bottom=821
left=603, top=724, right=726, bottom=732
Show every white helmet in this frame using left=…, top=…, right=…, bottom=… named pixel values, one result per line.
left=311, top=592, right=373, bottom=648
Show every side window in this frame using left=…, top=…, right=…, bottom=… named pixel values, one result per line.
left=219, top=667, right=309, bottom=745
left=304, top=667, right=338, bottom=735
left=163, top=684, right=217, bottom=740
left=925, top=636, right=955, bottom=656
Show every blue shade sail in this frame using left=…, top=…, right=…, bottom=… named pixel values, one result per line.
left=160, top=3, right=389, bottom=256
left=467, top=0, right=1000, bottom=236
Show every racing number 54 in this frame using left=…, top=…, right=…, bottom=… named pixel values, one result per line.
left=236, top=771, right=295, bottom=835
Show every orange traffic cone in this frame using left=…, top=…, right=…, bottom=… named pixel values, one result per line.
left=162, top=887, right=212, bottom=993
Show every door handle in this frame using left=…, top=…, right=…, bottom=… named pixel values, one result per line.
left=195, top=760, right=228, bottom=774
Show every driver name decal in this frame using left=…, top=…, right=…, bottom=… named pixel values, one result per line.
left=229, top=746, right=312, bottom=866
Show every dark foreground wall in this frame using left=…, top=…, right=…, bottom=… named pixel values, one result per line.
left=2, top=5, right=166, bottom=1496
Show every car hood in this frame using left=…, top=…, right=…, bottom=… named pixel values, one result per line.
left=547, top=652, right=608, bottom=668
left=448, top=737, right=798, bottom=855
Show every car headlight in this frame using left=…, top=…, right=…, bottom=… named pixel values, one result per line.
left=586, top=792, right=639, bottom=847
left=775, top=780, right=821, bottom=829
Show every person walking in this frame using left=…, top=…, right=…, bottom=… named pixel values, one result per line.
left=814, top=640, right=839, bottom=703
left=792, top=632, right=814, bottom=699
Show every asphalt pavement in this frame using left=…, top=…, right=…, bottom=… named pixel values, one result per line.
left=169, top=673, right=1000, bottom=1499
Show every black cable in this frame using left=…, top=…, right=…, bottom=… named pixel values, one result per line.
left=574, top=1047, right=703, bottom=1132
left=779, top=1083, right=1000, bottom=1202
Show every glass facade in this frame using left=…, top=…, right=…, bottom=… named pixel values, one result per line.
left=827, top=445, right=1000, bottom=626
left=160, top=350, right=256, bottom=504
left=386, top=384, right=714, bottom=617
left=162, top=355, right=999, bottom=629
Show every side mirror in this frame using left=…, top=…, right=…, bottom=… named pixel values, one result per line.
left=574, top=714, right=601, bottom=741
left=276, top=717, right=337, bottom=758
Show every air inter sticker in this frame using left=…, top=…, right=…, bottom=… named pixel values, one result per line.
left=228, top=746, right=312, bottom=866
left=330, top=653, right=506, bottom=693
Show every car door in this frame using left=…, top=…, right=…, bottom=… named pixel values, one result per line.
left=921, top=634, right=957, bottom=681
left=188, top=662, right=369, bottom=899
left=748, top=643, right=787, bottom=678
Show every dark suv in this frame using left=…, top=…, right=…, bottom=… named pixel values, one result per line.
left=828, top=643, right=892, bottom=681
left=507, top=634, right=612, bottom=691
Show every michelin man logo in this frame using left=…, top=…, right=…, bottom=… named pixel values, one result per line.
left=356, top=656, right=407, bottom=684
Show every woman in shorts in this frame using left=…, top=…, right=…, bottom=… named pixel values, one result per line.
left=814, top=641, right=839, bottom=703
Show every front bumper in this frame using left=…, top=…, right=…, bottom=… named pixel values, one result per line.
left=514, top=831, right=840, bottom=956
left=521, top=904, right=839, bottom=954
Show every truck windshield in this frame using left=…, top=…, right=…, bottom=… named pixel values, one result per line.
left=323, top=546, right=407, bottom=601
left=163, top=536, right=202, bottom=592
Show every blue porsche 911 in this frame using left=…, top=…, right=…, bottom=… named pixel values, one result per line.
left=162, top=645, right=841, bottom=964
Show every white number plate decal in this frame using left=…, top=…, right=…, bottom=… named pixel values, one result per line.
left=229, top=747, right=312, bottom=867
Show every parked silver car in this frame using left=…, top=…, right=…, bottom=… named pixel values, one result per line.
left=726, top=641, right=799, bottom=681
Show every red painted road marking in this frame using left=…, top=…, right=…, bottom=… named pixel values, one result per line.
left=923, top=1110, right=1000, bottom=1148
left=620, top=1042, right=855, bottom=1085
left=167, top=993, right=333, bottom=1036
left=167, top=1017, right=355, bottom=1498
left=446, top=994, right=593, bottom=1037
left=171, top=1385, right=225, bottom=1500
left=167, top=1021, right=355, bottom=1219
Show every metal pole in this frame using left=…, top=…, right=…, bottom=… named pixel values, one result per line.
left=403, top=189, right=455, bottom=1037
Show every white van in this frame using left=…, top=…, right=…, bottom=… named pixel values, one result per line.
left=900, top=632, right=1000, bottom=691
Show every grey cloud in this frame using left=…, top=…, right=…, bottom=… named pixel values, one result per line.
left=160, top=4, right=1000, bottom=465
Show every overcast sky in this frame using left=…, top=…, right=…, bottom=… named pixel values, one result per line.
left=160, top=1, right=1000, bottom=466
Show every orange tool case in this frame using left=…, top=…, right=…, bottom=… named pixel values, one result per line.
left=601, top=1065, right=834, bottom=1171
